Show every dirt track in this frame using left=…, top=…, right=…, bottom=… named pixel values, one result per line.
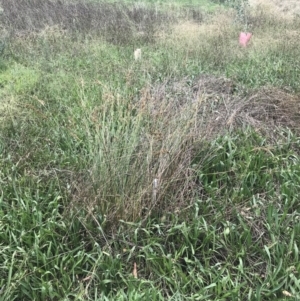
left=249, top=0, right=300, bottom=16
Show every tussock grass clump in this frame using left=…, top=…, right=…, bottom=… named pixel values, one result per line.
left=69, top=80, right=202, bottom=224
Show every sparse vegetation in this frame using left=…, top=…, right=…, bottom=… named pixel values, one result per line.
left=0, top=0, right=300, bottom=300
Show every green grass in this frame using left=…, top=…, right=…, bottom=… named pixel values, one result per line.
left=1, top=0, right=300, bottom=300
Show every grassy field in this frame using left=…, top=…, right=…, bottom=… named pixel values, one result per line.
left=0, top=0, right=300, bottom=300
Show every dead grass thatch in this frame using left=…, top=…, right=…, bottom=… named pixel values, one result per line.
left=202, top=86, right=300, bottom=139
left=144, top=75, right=300, bottom=142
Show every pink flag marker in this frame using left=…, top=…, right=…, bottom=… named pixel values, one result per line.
left=239, top=32, right=252, bottom=47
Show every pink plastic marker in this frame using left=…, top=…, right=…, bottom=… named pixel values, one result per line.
left=239, top=32, right=252, bottom=47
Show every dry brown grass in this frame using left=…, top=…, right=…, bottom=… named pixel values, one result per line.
left=145, top=75, right=300, bottom=142
left=159, top=11, right=237, bottom=47
left=249, top=0, right=300, bottom=17
left=156, top=11, right=242, bottom=69
left=0, top=0, right=171, bottom=44
left=201, top=86, right=300, bottom=140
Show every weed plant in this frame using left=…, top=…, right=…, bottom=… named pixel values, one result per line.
left=0, top=0, right=300, bottom=300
